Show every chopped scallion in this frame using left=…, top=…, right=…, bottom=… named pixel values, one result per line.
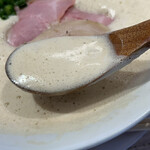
left=4, top=5, right=15, bottom=15
left=0, top=0, right=27, bottom=20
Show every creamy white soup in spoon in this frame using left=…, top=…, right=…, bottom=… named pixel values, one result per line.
left=0, top=0, right=150, bottom=134
left=7, top=36, right=124, bottom=94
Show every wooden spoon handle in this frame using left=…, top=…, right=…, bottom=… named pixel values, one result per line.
left=109, top=20, right=150, bottom=56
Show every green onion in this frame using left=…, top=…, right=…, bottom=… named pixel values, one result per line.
left=0, top=10, right=8, bottom=20
left=4, top=0, right=14, bottom=4
left=0, top=9, right=7, bottom=20
left=0, top=0, right=4, bottom=8
left=0, top=9, right=3, bottom=15
left=0, top=0, right=27, bottom=20
left=4, top=5, right=15, bottom=15
left=15, top=0, right=27, bottom=8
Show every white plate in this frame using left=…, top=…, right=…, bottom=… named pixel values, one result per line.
left=0, top=56, right=150, bottom=150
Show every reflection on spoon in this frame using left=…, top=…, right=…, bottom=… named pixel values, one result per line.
left=5, top=20, right=150, bottom=96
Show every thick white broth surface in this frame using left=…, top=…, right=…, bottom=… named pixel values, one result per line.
left=0, top=0, right=150, bottom=134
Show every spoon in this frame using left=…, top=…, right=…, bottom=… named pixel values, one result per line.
left=5, top=20, right=150, bottom=95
